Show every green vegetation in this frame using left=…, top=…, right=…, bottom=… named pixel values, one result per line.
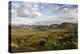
left=10, top=27, right=78, bottom=53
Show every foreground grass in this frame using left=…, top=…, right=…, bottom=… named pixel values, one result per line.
left=10, top=28, right=78, bottom=53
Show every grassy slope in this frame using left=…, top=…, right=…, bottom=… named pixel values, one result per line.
left=10, top=28, right=78, bottom=53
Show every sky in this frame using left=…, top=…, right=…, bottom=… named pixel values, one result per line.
left=10, top=1, right=78, bottom=25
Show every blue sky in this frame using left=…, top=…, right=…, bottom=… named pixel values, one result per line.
left=10, top=1, right=78, bottom=25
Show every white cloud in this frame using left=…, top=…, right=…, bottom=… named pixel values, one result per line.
left=63, top=8, right=78, bottom=20
left=14, top=2, right=43, bottom=17
left=32, top=11, right=43, bottom=17
left=12, top=2, right=20, bottom=8
left=24, top=2, right=33, bottom=8
left=12, top=17, right=37, bottom=25
left=11, top=2, right=78, bottom=25
left=11, top=9, right=18, bottom=18
left=12, top=7, right=78, bottom=25
left=19, top=8, right=30, bottom=17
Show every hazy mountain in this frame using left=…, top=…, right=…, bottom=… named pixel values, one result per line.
left=60, top=22, right=77, bottom=29
left=49, top=24, right=60, bottom=29
left=10, top=22, right=77, bottom=29
left=49, top=22, right=77, bottom=29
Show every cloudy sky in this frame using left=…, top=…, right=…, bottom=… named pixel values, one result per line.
left=10, top=1, right=78, bottom=25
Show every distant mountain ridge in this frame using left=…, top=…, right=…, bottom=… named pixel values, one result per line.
left=10, top=22, right=77, bottom=29
left=49, top=22, right=77, bottom=29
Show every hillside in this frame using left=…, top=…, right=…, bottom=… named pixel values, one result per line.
left=9, top=22, right=78, bottom=52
